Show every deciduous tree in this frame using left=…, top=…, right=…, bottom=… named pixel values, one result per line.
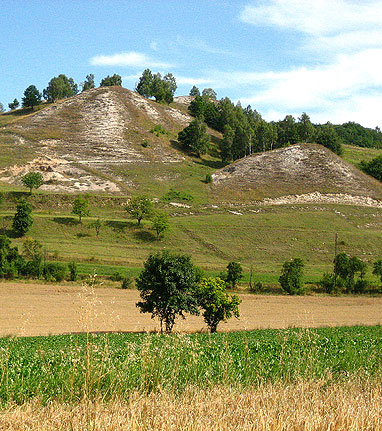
left=198, top=277, right=240, bottom=332
left=136, top=251, right=201, bottom=333
left=178, top=118, right=210, bottom=157
left=72, top=197, right=90, bottom=223
left=21, top=172, right=44, bottom=194
left=152, top=211, right=169, bottom=239
left=125, top=195, right=153, bottom=226
left=43, top=74, right=78, bottom=103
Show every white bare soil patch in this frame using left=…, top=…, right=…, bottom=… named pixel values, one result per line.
left=261, top=192, right=382, bottom=208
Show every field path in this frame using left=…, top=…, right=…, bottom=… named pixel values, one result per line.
left=1, top=282, right=382, bottom=336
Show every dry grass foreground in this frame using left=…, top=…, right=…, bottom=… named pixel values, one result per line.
left=1, top=282, right=382, bottom=336
left=0, top=380, right=381, bottom=430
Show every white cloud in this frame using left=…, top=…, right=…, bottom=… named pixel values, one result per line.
left=235, top=1, right=382, bottom=127
left=175, top=75, right=213, bottom=86
left=240, top=0, right=382, bottom=37
left=90, top=51, right=173, bottom=69
left=150, top=41, right=159, bottom=51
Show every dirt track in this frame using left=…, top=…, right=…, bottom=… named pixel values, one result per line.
left=1, top=282, right=381, bottom=337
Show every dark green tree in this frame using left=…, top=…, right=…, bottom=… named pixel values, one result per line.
left=8, top=98, right=19, bottom=110
left=125, top=195, right=153, bottom=226
left=373, top=260, right=382, bottom=286
left=198, top=277, right=241, bottom=332
left=0, top=235, right=23, bottom=279
left=22, top=85, right=42, bottom=109
left=81, top=74, right=95, bottom=91
left=334, top=252, right=367, bottom=293
left=72, top=197, right=90, bottom=223
left=297, top=112, right=315, bottom=143
left=136, top=250, right=201, bottom=333
left=189, top=85, right=200, bottom=97
left=136, top=68, right=154, bottom=97
left=21, top=172, right=44, bottom=194
left=316, top=123, right=343, bottom=155
left=100, top=74, right=122, bottom=87
left=178, top=118, right=210, bottom=157
left=279, top=258, right=304, bottom=295
left=13, top=199, right=33, bottom=236
left=359, top=156, right=382, bottom=181
left=0, top=103, right=4, bottom=113
left=43, top=74, right=78, bottom=103
left=226, top=261, right=243, bottom=289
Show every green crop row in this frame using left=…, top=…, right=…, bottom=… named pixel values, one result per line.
left=0, top=325, right=381, bottom=406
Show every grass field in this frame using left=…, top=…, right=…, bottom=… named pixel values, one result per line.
left=1, top=202, right=381, bottom=285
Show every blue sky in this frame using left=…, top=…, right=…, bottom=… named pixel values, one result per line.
left=1, top=0, right=382, bottom=128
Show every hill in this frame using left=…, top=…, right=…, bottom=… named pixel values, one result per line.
left=0, top=88, right=381, bottom=206
left=212, top=143, right=382, bottom=201
left=0, top=87, right=220, bottom=196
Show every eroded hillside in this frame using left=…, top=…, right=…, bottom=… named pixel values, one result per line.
left=212, top=144, right=382, bottom=201
left=0, top=87, right=200, bottom=193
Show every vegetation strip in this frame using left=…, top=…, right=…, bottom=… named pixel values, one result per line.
left=0, top=325, right=381, bottom=406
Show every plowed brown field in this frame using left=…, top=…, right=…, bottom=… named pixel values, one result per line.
left=1, top=282, right=381, bottom=336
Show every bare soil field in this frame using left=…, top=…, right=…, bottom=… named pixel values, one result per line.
left=1, top=282, right=381, bottom=337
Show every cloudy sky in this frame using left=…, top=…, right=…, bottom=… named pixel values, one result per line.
left=1, top=0, right=381, bottom=128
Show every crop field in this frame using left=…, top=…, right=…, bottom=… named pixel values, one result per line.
left=0, top=326, right=382, bottom=429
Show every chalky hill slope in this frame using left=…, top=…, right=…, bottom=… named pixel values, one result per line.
left=0, top=86, right=381, bottom=203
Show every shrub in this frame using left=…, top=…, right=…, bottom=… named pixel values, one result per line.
left=249, top=281, right=263, bottom=293
left=43, top=262, right=67, bottom=282
left=160, top=189, right=194, bottom=202
left=111, top=271, right=123, bottom=282
left=205, top=173, right=212, bottom=183
left=121, top=276, right=133, bottom=289
left=226, top=261, right=243, bottom=289
left=68, top=261, right=78, bottom=281
left=150, top=124, right=169, bottom=137
left=279, top=258, right=304, bottom=295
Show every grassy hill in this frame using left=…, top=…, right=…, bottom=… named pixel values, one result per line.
left=0, top=88, right=381, bottom=284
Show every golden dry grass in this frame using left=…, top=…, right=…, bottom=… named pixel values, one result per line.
left=1, top=282, right=382, bottom=336
left=1, top=380, right=381, bottom=430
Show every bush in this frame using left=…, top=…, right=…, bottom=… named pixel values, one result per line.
left=160, top=189, right=194, bottom=202
left=205, top=173, right=212, bottom=183
left=121, top=276, right=133, bottom=289
left=43, top=262, right=67, bottom=282
left=111, top=271, right=123, bottom=282
left=68, top=261, right=78, bottom=281
left=249, top=281, right=263, bottom=293
left=226, top=261, right=243, bottom=289
left=279, top=258, right=304, bottom=295
left=150, top=124, right=169, bottom=137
